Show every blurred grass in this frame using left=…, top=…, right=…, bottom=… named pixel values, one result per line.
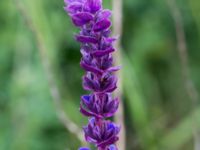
left=0, top=0, right=200, bottom=149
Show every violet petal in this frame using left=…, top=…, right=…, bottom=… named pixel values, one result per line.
left=93, top=19, right=111, bottom=32
left=72, top=12, right=93, bottom=26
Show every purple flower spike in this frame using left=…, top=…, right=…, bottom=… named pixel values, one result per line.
left=64, top=0, right=121, bottom=149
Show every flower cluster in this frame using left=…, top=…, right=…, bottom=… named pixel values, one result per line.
left=64, top=0, right=120, bottom=149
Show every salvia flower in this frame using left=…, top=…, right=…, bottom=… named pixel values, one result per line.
left=64, top=0, right=120, bottom=149
left=84, top=118, right=120, bottom=148
left=80, top=94, right=119, bottom=119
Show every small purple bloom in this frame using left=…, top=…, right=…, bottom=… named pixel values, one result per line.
left=80, top=94, right=119, bottom=118
left=83, top=72, right=117, bottom=93
left=84, top=118, right=120, bottom=148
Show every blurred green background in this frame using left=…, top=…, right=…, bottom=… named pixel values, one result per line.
left=0, top=0, right=200, bottom=149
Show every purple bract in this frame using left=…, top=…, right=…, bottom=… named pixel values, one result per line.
left=64, top=0, right=120, bottom=149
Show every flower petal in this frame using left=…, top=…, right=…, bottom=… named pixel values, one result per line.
left=107, top=66, right=121, bottom=72
left=101, top=74, right=117, bottom=93
left=97, top=9, right=112, bottom=20
left=92, top=47, right=115, bottom=57
left=80, top=105, right=94, bottom=116
left=81, top=95, right=91, bottom=106
left=93, top=19, right=111, bottom=32
left=84, top=0, right=102, bottom=13
left=76, top=35, right=98, bottom=43
left=108, top=145, right=118, bottom=150
left=97, top=136, right=119, bottom=148
left=80, top=60, right=103, bottom=75
left=82, top=74, right=100, bottom=91
left=80, top=104, right=104, bottom=118
left=65, top=2, right=82, bottom=14
left=72, top=12, right=93, bottom=26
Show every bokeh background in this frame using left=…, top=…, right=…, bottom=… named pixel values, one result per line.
left=0, top=0, right=200, bottom=150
